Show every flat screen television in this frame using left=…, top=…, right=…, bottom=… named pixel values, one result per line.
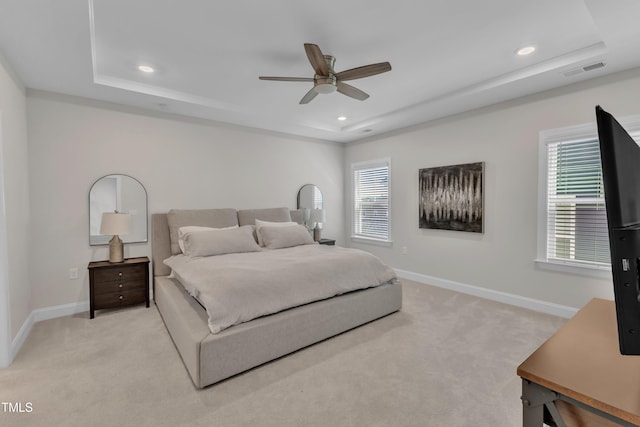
left=596, top=105, right=640, bottom=355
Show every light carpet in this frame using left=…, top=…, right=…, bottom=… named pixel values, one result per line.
left=0, top=279, right=565, bottom=426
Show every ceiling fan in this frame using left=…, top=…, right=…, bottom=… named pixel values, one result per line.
left=259, top=43, right=391, bottom=104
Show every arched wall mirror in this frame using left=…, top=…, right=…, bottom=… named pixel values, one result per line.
left=297, top=184, right=323, bottom=211
left=296, top=184, right=324, bottom=230
left=89, top=174, right=148, bottom=245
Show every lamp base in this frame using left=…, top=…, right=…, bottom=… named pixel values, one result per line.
left=313, top=227, right=321, bottom=242
left=108, top=235, right=124, bottom=263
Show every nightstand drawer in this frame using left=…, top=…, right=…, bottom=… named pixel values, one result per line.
left=92, top=264, right=146, bottom=285
left=93, top=288, right=147, bottom=309
left=93, top=278, right=145, bottom=295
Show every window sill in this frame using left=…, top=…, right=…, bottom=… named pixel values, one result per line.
left=350, top=236, right=393, bottom=247
left=534, top=259, right=612, bottom=279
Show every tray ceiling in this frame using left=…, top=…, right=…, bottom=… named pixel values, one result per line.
left=1, top=0, right=639, bottom=142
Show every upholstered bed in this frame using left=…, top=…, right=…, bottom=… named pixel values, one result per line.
left=151, top=207, right=402, bottom=388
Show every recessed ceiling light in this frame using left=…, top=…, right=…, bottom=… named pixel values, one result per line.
left=337, top=116, right=347, bottom=121
left=138, top=65, right=155, bottom=73
left=516, top=46, right=536, bottom=56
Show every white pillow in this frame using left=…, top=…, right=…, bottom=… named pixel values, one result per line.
left=183, top=225, right=261, bottom=257
left=259, top=224, right=315, bottom=249
left=255, top=219, right=297, bottom=246
left=178, top=225, right=238, bottom=253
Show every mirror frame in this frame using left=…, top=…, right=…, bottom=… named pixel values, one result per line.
left=89, top=174, right=148, bottom=246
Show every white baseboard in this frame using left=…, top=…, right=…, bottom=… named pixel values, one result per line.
left=32, top=301, right=89, bottom=322
left=10, top=311, right=33, bottom=360
left=10, top=301, right=89, bottom=360
left=394, top=268, right=578, bottom=319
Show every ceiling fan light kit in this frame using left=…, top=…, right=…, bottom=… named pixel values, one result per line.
left=315, top=83, right=337, bottom=94
left=259, top=43, right=391, bottom=104
left=314, top=72, right=337, bottom=94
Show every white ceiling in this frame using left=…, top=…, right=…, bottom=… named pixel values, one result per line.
left=1, top=0, right=639, bottom=143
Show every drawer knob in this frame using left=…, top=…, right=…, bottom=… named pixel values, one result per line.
left=118, top=272, right=123, bottom=277
left=119, top=295, right=124, bottom=300
left=119, top=283, right=123, bottom=288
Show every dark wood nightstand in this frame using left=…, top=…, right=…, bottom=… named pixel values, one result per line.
left=88, top=256, right=150, bottom=319
left=318, top=238, right=336, bottom=246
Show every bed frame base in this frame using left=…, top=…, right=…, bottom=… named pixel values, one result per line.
left=151, top=211, right=402, bottom=388
left=155, top=276, right=402, bottom=388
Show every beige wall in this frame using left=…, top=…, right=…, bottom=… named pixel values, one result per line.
left=345, top=68, right=640, bottom=310
left=26, top=93, right=344, bottom=310
left=0, top=53, right=31, bottom=350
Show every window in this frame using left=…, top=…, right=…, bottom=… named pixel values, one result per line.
left=537, top=117, right=640, bottom=275
left=544, top=137, right=609, bottom=267
left=352, top=159, right=391, bottom=243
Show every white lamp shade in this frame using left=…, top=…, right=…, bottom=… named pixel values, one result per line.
left=311, top=208, right=326, bottom=223
left=100, top=212, right=132, bottom=236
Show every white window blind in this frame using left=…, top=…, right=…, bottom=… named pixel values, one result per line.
left=538, top=117, right=640, bottom=275
left=352, top=159, right=390, bottom=242
left=545, top=138, right=610, bottom=267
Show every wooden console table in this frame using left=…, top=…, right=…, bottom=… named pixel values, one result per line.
left=517, top=298, right=640, bottom=426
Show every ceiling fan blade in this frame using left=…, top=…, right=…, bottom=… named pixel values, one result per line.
left=304, top=43, right=329, bottom=76
left=259, top=76, right=314, bottom=82
left=337, top=81, right=369, bottom=101
left=299, top=87, right=318, bottom=104
left=335, top=62, right=392, bottom=81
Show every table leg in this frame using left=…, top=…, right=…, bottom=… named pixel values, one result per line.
left=521, top=380, right=567, bottom=427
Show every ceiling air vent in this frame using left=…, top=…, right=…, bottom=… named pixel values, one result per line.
left=583, top=62, right=605, bottom=72
left=562, top=61, right=606, bottom=77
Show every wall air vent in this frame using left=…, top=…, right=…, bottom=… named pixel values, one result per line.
left=562, top=61, right=606, bottom=77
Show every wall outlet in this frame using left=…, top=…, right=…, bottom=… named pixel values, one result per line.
left=68, top=268, right=79, bottom=280
left=401, top=246, right=408, bottom=255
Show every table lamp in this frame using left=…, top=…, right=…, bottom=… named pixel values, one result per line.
left=100, top=211, right=131, bottom=263
left=311, top=208, right=326, bottom=242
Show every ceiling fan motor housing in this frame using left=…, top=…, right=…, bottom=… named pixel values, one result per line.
left=314, top=55, right=337, bottom=93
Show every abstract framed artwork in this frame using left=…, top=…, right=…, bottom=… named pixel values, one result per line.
left=419, top=162, right=484, bottom=233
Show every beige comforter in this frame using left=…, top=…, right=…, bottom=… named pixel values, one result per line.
left=164, top=244, right=397, bottom=333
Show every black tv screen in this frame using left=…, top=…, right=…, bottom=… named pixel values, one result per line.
left=596, top=105, right=640, bottom=355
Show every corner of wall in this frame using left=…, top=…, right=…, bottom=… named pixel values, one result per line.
left=8, top=300, right=90, bottom=364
